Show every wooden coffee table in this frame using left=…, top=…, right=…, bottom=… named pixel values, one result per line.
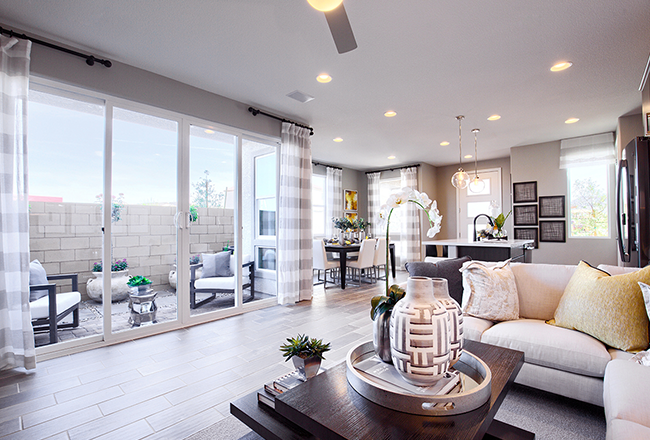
left=231, top=340, right=534, bottom=440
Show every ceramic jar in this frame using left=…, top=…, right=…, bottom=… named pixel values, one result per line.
left=431, top=277, right=464, bottom=364
left=389, top=276, right=451, bottom=385
left=86, top=269, right=131, bottom=302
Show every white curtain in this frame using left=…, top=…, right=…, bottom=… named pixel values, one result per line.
left=367, top=172, right=381, bottom=237
left=325, top=166, right=342, bottom=238
left=0, top=36, right=35, bottom=371
left=278, top=122, right=313, bottom=305
left=560, top=132, right=615, bottom=169
left=400, top=167, right=420, bottom=266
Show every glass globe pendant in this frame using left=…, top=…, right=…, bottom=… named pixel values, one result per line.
left=469, top=128, right=485, bottom=193
left=451, top=116, right=470, bottom=190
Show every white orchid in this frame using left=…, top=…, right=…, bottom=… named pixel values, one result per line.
left=386, top=191, right=409, bottom=208
left=427, top=224, right=441, bottom=238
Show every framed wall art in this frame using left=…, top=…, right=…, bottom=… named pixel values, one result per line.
left=539, top=221, right=566, bottom=243
left=514, top=227, right=538, bottom=249
left=539, top=195, right=565, bottom=218
left=513, top=181, right=538, bottom=204
left=345, top=211, right=358, bottom=221
left=513, top=204, right=538, bottom=226
left=344, top=189, right=358, bottom=211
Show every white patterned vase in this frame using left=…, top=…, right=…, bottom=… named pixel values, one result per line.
left=431, top=277, right=464, bottom=365
left=389, top=276, right=451, bottom=385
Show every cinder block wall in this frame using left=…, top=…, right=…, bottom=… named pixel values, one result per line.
left=29, top=202, right=234, bottom=301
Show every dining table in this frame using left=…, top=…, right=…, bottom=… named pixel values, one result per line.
left=324, top=242, right=396, bottom=289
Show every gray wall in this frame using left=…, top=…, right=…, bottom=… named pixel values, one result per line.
left=510, top=141, right=617, bottom=266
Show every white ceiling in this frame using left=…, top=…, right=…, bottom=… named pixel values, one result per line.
left=1, top=0, right=649, bottom=171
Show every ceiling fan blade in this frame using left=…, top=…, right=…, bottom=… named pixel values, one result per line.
left=324, top=3, right=357, bottom=54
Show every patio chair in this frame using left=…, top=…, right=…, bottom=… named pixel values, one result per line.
left=190, top=252, right=255, bottom=308
left=29, top=260, right=81, bottom=345
left=313, top=239, right=339, bottom=288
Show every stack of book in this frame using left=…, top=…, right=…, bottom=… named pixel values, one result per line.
left=257, top=370, right=306, bottom=409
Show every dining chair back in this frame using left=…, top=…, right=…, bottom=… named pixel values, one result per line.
left=373, top=237, right=387, bottom=280
left=348, top=238, right=377, bottom=285
left=313, top=240, right=339, bottom=288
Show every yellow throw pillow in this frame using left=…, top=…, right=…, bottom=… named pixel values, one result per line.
left=549, top=261, right=650, bottom=352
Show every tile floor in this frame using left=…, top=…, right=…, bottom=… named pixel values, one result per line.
left=1, top=272, right=402, bottom=439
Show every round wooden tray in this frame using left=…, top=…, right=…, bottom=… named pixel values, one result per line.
left=346, top=341, right=492, bottom=416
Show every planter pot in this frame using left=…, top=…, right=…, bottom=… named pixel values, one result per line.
left=292, top=356, right=322, bottom=381
left=389, top=276, right=451, bottom=385
left=130, top=284, right=153, bottom=295
left=373, top=310, right=392, bottom=363
left=432, top=277, right=464, bottom=365
left=86, top=270, right=131, bottom=303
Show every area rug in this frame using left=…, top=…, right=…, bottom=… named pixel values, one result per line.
left=186, top=383, right=606, bottom=440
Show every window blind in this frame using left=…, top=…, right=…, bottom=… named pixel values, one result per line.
left=559, top=132, right=615, bottom=169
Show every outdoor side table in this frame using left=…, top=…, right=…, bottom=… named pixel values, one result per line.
left=128, top=289, right=158, bottom=327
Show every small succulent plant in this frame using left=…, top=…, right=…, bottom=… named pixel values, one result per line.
left=280, top=334, right=331, bottom=361
left=126, top=275, right=152, bottom=287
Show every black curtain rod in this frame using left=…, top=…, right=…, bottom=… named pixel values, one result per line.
left=365, top=163, right=421, bottom=174
left=0, top=26, right=112, bottom=68
left=312, top=162, right=342, bottom=170
left=248, top=107, right=314, bottom=136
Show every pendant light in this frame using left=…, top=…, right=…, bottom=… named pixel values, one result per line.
left=469, top=128, right=485, bottom=193
left=307, top=0, right=343, bottom=11
left=451, top=115, right=470, bottom=190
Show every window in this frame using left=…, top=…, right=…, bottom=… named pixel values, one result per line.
left=568, top=165, right=609, bottom=237
left=255, top=153, right=277, bottom=237
left=312, top=174, right=326, bottom=236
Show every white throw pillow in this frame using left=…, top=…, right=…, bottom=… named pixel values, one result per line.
left=461, top=260, right=519, bottom=321
left=29, top=259, right=49, bottom=302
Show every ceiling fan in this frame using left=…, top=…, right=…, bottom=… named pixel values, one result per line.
left=308, top=0, right=358, bottom=54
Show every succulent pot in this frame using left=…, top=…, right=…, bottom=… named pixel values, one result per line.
left=292, top=356, right=322, bottom=381
left=431, top=277, right=464, bottom=365
left=389, top=276, right=451, bottom=385
left=130, top=284, right=153, bottom=296
left=86, top=269, right=130, bottom=303
left=373, top=310, right=392, bottom=363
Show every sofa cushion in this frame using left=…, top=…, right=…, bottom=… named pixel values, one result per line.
left=510, top=263, right=577, bottom=321
left=606, top=420, right=650, bottom=440
left=201, top=252, right=231, bottom=278
left=480, top=319, right=611, bottom=377
left=462, top=315, right=494, bottom=342
left=461, top=260, right=519, bottom=321
left=29, top=259, right=49, bottom=302
left=405, top=256, right=471, bottom=304
left=550, top=261, right=650, bottom=352
left=604, top=359, right=650, bottom=428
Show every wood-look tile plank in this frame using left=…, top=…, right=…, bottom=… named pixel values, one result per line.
left=91, top=419, right=154, bottom=440
left=23, top=386, right=123, bottom=429
left=136, top=349, right=203, bottom=376
left=143, top=408, right=223, bottom=440
left=179, top=355, right=248, bottom=385
left=118, top=363, right=195, bottom=394
left=67, top=396, right=171, bottom=440
left=0, top=376, right=80, bottom=409
left=164, top=369, right=241, bottom=406
left=6, top=406, right=102, bottom=440
left=0, top=395, right=56, bottom=425
left=0, top=417, right=21, bottom=436
left=98, top=377, right=185, bottom=415
left=77, top=357, right=155, bottom=385
left=0, top=384, right=18, bottom=399
left=53, top=370, right=141, bottom=404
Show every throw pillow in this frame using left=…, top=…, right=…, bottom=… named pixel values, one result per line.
left=639, top=282, right=650, bottom=322
left=549, top=261, right=650, bottom=352
left=405, top=256, right=471, bottom=304
left=29, top=259, right=49, bottom=302
left=201, top=252, right=231, bottom=278
left=461, top=260, right=519, bottom=321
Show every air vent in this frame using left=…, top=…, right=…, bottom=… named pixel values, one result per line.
left=286, top=90, right=315, bottom=103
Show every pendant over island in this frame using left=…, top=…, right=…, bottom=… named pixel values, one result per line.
left=423, top=238, right=534, bottom=263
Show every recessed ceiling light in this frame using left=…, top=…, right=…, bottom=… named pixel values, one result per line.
left=384, top=111, right=397, bottom=117
left=205, top=129, right=215, bottom=134
left=487, top=115, right=501, bottom=121
left=565, top=118, right=580, bottom=124
left=551, top=62, right=573, bottom=72
left=440, top=141, right=450, bottom=146
left=333, top=137, right=343, bottom=142
left=307, top=0, right=343, bottom=12
left=387, top=155, right=396, bottom=160
left=317, top=73, right=332, bottom=83
left=464, top=155, right=473, bottom=159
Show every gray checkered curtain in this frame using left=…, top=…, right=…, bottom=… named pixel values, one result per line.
left=367, top=172, right=381, bottom=237
left=400, top=167, right=420, bottom=266
left=0, top=36, right=35, bottom=370
left=278, top=122, right=313, bottom=305
left=325, top=167, right=342, bottom=238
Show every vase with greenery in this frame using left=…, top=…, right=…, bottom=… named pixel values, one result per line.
left=490, top=210, right=511, bottom=239
left=280, top=334, right=331, bottom=380
left=370, top=284, right=405, bottom=362
left=127, top=275, right=153, bottom=294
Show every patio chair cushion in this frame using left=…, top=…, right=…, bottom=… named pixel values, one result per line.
left=29, top=259, right=49, bottom=302
left=201, top=251, right=231, bottom=278
left=29, top=291, right=81, bottom=320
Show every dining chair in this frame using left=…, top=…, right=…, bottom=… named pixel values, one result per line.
left=373, top=237, right=387, bottom=281
left=347, top=238, right=377, bottom=285
left=313, top=239, right=339, bottom=288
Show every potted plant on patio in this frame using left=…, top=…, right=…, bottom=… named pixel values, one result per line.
left=127, top=275, right=153, bottom=295
left=280, top=334, right=331, bottom=380
left=86, top=258, right=131, bottom=303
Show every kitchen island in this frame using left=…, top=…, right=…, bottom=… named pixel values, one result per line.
left=423, top=238, right=534, bottom=263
